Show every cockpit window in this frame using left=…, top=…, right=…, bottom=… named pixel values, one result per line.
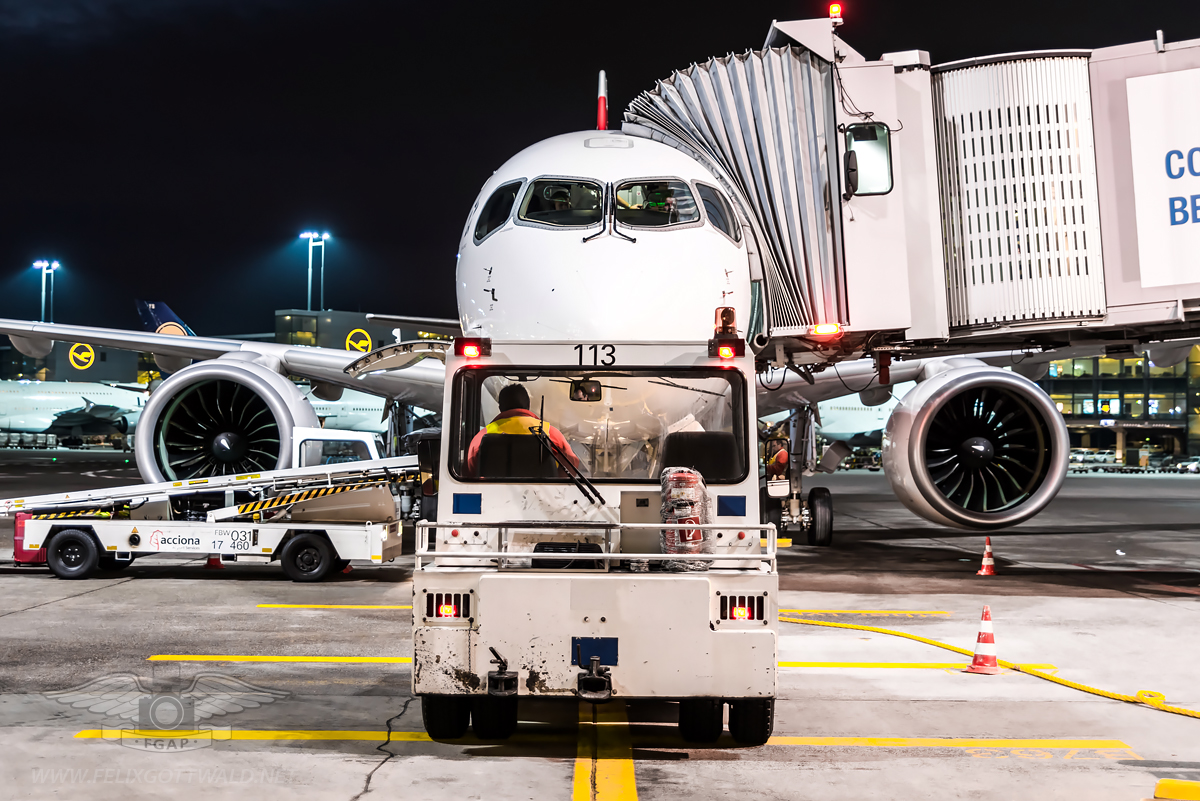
left=696, top=183, right=741, bottom=242
left=614, top=180, right=699, bottom=227
left=474, top=180, right=523, bottom=242
left=518, top=179, right=603, bottom=228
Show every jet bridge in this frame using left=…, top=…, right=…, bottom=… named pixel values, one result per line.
left=623, top=17, right=1200, bottom=365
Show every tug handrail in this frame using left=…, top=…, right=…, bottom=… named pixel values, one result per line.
left=414, top=520, right=778, bottom=572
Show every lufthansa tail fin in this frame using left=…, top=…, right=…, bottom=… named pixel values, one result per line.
left=136, top=300, right=196, bottom=337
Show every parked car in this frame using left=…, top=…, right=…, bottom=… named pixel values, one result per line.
left=1093, top=450, right=1117, bottom=464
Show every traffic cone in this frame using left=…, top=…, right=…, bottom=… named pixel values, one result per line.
left=204, top=554, right=225, bottom=569
left=964, top=605, right=1002, bottom=674
left=976, top=537, right=996, bottom=576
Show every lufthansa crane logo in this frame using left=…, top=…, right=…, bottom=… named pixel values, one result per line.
left=345, top=329, right=372, bottom=352
left=69, top=343, right=96, bottom=370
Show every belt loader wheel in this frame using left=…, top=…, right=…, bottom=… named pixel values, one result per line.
left=678, top=698, right=724, bottom=743
left=471, top=695, right=518, bottom=740
left=47, top=529, right=99, bottom=580
left=728, top=697, right=774, bottom=745
left=806, top=487, right=833, bottom=547
left=279, top=533, right=334, bottom=582
left=421, top=695, right=470, bottom=740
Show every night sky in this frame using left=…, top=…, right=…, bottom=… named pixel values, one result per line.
left=0, top=0, right=1197, bottom=337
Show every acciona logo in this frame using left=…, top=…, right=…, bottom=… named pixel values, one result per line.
left=158, top=536, right=201, bottom=547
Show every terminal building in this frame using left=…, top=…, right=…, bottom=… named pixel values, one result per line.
left=1039, top=348, right=1200, bottom=461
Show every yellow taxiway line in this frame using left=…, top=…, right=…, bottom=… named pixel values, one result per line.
left=76, top=729, right=430, bottom=742
left=574, top=701, right=639, bottom=801
left=779, top=609, right=951, bottom=616
left=147, top=655, right=1055, bottom=670
left=766, top=736, right=1131, bottom=749
left=256, top=604, right=412, bottom=609
left=147, top=655, right=411, bottom=663
left=778, top=662, right=1058, bottom=670
left=72, top=728, right=1132, bottom=754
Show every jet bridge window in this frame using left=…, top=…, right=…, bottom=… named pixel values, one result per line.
left=614, top=180, right=699, bottom=227
left=474, top=180, right=523, bottom=242
left=696, top=183, right=741, bottom=242
left=449, top=367, right=747, bottom=483
left=518, top=179, right=603, bottom=228
left=844, top=122, right=893, bottom=196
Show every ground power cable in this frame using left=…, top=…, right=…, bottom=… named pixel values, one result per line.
left=779, top=616, right=1200, bottom=720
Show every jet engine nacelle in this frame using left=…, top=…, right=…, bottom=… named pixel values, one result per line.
left=882, top=364, right=1069, bottom=530
left=133, top=359, right=319, bottom=483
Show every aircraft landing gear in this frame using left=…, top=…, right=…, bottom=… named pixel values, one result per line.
left=806, top=486, right=833, bottom=546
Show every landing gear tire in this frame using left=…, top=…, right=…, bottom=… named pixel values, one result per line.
left=678, top=698, right=724, bottom=743
left=728, top=698, right=774, bottom=745
left=46, top=529, right=99, bottom=580
left=421, top=694, right=471, bottom=740
left=471, top=695, right=518, bottom=740
left=806, top=487, right=833, bottom=547
left=279, top=533, right=334, bottom=582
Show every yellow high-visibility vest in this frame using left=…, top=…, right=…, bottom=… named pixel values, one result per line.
left=485, top=414, right=545, bottom=436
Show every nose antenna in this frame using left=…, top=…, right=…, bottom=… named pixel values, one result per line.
left=597, top=70, right=608, bottom=130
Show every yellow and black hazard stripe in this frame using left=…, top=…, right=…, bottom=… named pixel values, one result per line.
left=32, top=509, right=112, bottom=520
left=238, top=481, right=387, bottom=515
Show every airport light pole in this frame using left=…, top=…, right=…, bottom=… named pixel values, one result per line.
left=31, top=260, right=60, bottom=322
left=299, top=232, right=330, bottom=311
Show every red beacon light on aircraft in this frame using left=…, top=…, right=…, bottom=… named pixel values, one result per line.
left=709, top=306, right=745, bottom=359
left=454, top=337, right=492, bottom=359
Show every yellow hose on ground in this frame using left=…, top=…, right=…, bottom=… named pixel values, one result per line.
left=779, top=616, right=1200, bottom=720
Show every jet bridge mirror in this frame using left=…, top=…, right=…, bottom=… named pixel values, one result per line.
left=842, top=122, right=893, bottom=197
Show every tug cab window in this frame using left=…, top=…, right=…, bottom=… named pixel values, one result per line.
left=450, top=367, right=747, bottom=483
left=614, top=180, right=699, bottom=227
left=696, top=183, right=741, bottom=241
left=474, top=180, right=522, bottom=241
left=518, top=179, right=603, bottom=227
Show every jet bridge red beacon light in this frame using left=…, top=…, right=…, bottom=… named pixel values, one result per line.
left=828, top=2, right=843, bottom=25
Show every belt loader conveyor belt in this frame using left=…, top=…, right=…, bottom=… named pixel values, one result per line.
left=0, top=455, right=419, bottom=516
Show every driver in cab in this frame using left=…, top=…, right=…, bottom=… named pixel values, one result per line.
left=466, top=384, right=580, bottom=476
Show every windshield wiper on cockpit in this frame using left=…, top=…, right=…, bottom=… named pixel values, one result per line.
left=582, top=182, right=635, bottom=244
left=529, top=397, right=606, bottom=506
left=582, top=183, right=609, bottom=244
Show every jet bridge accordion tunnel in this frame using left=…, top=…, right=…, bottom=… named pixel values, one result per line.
left=625, top=20, right=1200, bottom=356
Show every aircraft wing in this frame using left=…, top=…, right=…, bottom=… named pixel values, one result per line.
left=0, top=319, right=446, bottom=410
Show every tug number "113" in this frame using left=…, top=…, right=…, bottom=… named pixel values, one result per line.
left=574, top=344, right=616, bottom=366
